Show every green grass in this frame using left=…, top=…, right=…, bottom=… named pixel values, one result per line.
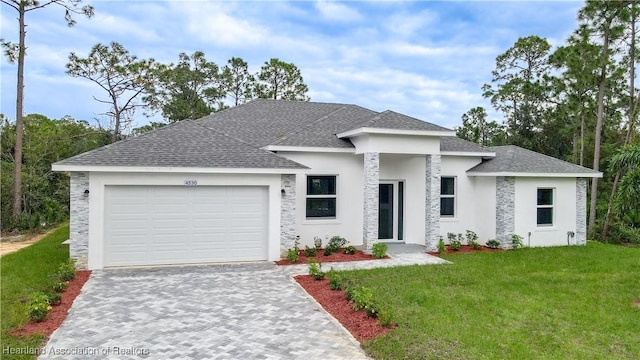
left=341, top=242, right=640, bottom=359
left=1, top=225, right=70, bottom=359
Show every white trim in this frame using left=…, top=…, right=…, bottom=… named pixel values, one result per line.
left=441, top=151, right=496, bottom=157
left=52, top=164, right=308, bottom=174
left=337, top=127, right=456, bottom=139
left=263, top=145, right=355, bottom=153
left=467, top=171, right=602, bottom=178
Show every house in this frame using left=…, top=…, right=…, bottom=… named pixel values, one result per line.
left=52, top=99, right=602, bottom=270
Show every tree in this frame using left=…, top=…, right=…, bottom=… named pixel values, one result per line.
left=66, top=42, right=156, bottom=141
left=482, top=36, right=552, bottom=152
left=456, top=107, right=506, bottom=146
left=578, top=0, right=630, bottom=233
left=145, top=51, right=222, bottom=122
left=219, top=57, right=255, bottom=106
left=608, top=143, right=640, bottom=233
left=256, top=58, right=310, bottom=101
left=1, top=0, right=94, bottom=221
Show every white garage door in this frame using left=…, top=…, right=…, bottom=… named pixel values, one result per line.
left=104, top=185, right=268, bottom=267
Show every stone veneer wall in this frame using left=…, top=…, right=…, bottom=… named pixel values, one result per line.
left=424, top=155, right=441, bottom=251
left=576, top=178, right=587, bottom=245
left=70, top=172, right=89, bottom=269
left=280, top=174, right=296, bottom=255
left=495, top=176, right=515, bottom=249
left=363, top=152, right=379, bottom=249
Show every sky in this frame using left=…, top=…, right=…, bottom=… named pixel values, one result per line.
left=0, top=0, right=584, bottom=131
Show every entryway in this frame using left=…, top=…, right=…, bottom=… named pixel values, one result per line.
left=378, top=181, right=404, bottom=241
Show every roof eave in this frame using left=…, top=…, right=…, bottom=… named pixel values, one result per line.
left=466, top=171, right=603, bottom=178
left=51, top=164, right=309, bottom=174
left=262, top=145, right=355, bottom=153
left=337, top=127, right=456, bottom=139
left=441, top=151, right=496, bottom=158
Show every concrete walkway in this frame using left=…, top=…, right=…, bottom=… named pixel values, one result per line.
left=40, top=246, right=446, bottom=360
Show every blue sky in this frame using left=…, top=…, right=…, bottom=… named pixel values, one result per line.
left=1, top=1, right=583, bottom=130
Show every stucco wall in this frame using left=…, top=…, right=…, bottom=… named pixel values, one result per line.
left=350, top=133, right=441, bottom=155
left=439, top=156, right=483, bottom=241
left=86, top=172, right=282, bottom=269
left=514, top=177, right=578, bottom=247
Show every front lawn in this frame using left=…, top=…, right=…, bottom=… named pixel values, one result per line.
left=0, top=225, right=70, bottom=359
left=341, top=242, right=640, bottom=359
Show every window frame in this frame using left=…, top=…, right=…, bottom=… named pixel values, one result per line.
left=305, top=175, right=337, bottom=219
left=536, top=188, right=554, bottom=227
left=440, top=176, right=456, bottom=218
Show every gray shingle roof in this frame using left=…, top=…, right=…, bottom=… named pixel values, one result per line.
left=440, top=137, right=494, bottom=153
left=467, top=145, right=600, bottom=175
left=361, top=110, right=452, bottom=132
left=53, top=119, right=307, bottom=169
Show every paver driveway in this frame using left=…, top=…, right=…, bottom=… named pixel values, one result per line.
left=40, top=263, right=369, bottom=360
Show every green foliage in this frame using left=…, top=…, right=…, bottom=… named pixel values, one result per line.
left=511, top=234, right=525, bottom=249
left=348, top=286, right=379, bottom=318
left=28, top=292, right=52, bottom=322
left=219, top=57, right=255, bottom=106
left=50, top=280, right=68, bottom=293
left=328, top=270, right=342, bottom=290
left=466, top=230, right=482, bottom=250
left=313, top=236, right=323, bottom=250
left=308, top=259, right=325, bottom=280
left=456, top=107, right=506, bottom=146
left=1, top=115, right=111, bottom=231
left=256, top=58, right=310, bottom=101
left=448, top=232, right=462, bottom=251
left=45, top=291, right=62, bottom=305
left=57, top=258, right=76, bottom=281
left=486, top=239, right=501, bottom=249
left=437, top=237, right=447, bottom=254
left=304, top=245, right=318, bottom=257
left=344, top=245, right=357, bottom=255
left=326, top=236, right=347, bottom=253
left=286, top=248, right=299, bottom=263
left=323, top=247, right=333, bottom=256
left=372, top=243, right=388, bottom=258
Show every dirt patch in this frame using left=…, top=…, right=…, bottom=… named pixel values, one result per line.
left=10, top=270, right=91, bottom=337
left=634, top=299, right=640, bottom=308
left=294, top=275, right=394, bottom=342
left=0, top=227, right=61, bottom=257
left=276, top=249, right=387, bottom=265
left=428, top=245, right=504, bottom=256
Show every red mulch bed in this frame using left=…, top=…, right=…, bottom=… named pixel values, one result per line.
left=10, top=270, right=91, bottom=337
left=276, top=249, right=387, bottom=265
left=294, top=275, right=395, bottom=342
left=428, top=245, right=504, bottom=256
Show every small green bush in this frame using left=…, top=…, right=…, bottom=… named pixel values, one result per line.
left=323, top=247, right=333, bottom=256
left=57, top=258, right=76, bottom=281
left=447, top=232, right=462, bottom=251
left=326, top=236, right=347, bottom=253
left=437, top=237, right=447, bottom=254
left=304, top=245, right=318, bottom=257
left=45, top=291, right=62, bottom=305
left=348, top=286, right=379, bottom=318
left=313, top=236, right=323, bottom=250
left=344, top=245, right=357, bottom=255
left=328, top=270, right=342, bottom=290
left=486, top=239, right=501, bottom=249
left=308, top=259, right=325, bottom=280
left=286, top=248, right=299, bottom=263
left=51, top=280, right=69, bottom=293
left=29, top=291, right=52, bottom=322
left=466, top=230, right=482, bottom=250
left=512, top=234, right=525, bottom=249
left=372, top=243, right=388, bottom=258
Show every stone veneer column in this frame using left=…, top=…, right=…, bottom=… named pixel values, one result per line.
left=576, top=178, right=587, bottom=245
left=280, top=174, right=296, bottom=256
left=425, top=155, right=441, bottom=251
left=70, top=172, right=89, bottom=270
left=496, top=176, right=515, bottom=249
left=363, top=152, right=379, bottom=249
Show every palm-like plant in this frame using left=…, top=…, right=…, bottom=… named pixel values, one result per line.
left=609, top=143, right=640, bottom=220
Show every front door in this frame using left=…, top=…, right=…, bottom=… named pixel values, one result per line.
left=378, top=181, right=404, bottom=241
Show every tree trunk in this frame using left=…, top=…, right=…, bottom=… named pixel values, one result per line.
left=603, top=6, right=638, bottom=238
left=12, top=5, right=26, bottom=221
left=580, top=110, right=585, bottom=167
left=588, top=28, right=611, bottom=234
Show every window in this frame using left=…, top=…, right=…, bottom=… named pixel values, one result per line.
left=306, top=176, right=336, bottom=218
left=440, top=177, right=455, bottom=217
left=537, top=188, right=553, bottom=226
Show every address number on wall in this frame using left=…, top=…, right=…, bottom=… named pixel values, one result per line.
left=183, top=180, right=198, bottom=186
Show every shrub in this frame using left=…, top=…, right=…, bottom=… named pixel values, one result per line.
left=29, top=292, right=52, bottom=322
left=437, top=237, right=446, bottom=254
left=348, top=286, right=379, bottom=318
left=326, top=236, right=347, bottom=253
left=57, top=258, right=76, bottom=281
left=51, top=281, right=69, bottom=293
left=344, top=245, right=357, bottom=255
left=45, top=291, right=62, bottom=305
left=466, top=230, right=482, bottom=250
left=286, top=248, right=299, bottom=263
left=511, top=234, right=525, bottom=249
left=449, top=233, right=462, bottom=251
left=313, top=236, right=323, bottom=250
left=304, top=245, right=318, bottom=257
left=308, top=259, right=325, bottom=280
left=372, top=243, right=388, bottom=258
left=328, top=270, right=342, bottom=290
left=323, top=247, right=333, bottom=256
left=486, top=239, right=501, bottom=249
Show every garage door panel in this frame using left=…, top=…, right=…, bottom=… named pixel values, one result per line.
left=105, top=185, right=268, bottom=267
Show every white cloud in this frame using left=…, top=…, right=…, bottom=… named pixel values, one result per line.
left=314, top=1, right=363, bottom=23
